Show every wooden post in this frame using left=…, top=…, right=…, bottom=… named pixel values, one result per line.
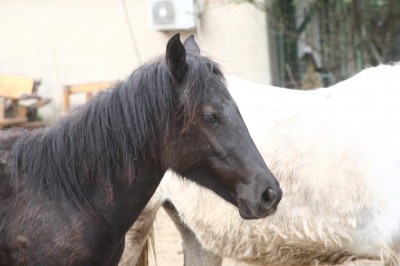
left=63, top=86, right=71, bottom=112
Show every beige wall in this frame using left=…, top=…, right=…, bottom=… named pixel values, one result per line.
left=0, top=0, right=271, bottom=122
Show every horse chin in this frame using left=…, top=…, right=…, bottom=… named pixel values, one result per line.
left=181, top=168, right=239, bottom=207
left=237, top=198, right=276, bottom=220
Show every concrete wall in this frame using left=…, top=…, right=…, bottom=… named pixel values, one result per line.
left=0, top=0, right=271, bottom=122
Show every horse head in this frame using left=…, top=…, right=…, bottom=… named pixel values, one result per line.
left=161, top=34, right=282, bottom=219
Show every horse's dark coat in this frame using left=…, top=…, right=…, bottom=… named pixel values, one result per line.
left=0, top=34, right=281, bottom=265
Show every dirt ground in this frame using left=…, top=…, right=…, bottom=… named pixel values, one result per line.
left=147, top=209, right=383, bottom=266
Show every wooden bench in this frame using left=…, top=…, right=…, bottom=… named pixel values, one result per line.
left=62, top=81, right=115, bottom=112
left=0, top=74, right=49, bottom=128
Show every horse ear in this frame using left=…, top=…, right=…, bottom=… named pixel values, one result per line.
left=166, top=33, right=187, bottom=82
left=183, top=34, right=200, bottom=55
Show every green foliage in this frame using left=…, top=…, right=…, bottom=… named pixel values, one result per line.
left=266, top=0, right=400, bottom=87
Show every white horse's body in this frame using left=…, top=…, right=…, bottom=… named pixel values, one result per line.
left=123, top=64, right=400, bottom=266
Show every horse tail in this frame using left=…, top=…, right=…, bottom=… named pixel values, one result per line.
left=135, top=227, right=155, bottom=266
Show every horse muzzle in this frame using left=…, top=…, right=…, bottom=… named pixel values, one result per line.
left=237, top=183, right=282, bottom=220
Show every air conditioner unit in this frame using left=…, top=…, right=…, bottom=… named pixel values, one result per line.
left=149, top=0, right=196, bottom=31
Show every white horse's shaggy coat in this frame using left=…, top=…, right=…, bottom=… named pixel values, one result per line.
left=122, top=64, right=400, bottom=266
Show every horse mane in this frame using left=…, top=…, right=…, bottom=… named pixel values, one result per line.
left=9, top=53, right=224, bottom=208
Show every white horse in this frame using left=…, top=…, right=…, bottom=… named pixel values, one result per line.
left=121, top=64, right=400, bottom=266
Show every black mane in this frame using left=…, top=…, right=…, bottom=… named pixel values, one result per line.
left=9, top=53, right=224, bottom=208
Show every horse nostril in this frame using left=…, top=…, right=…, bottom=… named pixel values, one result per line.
left=262, top=188, right=277, bottom=203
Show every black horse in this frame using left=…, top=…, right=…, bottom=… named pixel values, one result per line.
left=0, top=34, right=281, bottom=265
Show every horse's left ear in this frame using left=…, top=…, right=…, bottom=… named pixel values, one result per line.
left=166, top=33, right=187, bottom=82
left=183, top=34, right=200, bottom=55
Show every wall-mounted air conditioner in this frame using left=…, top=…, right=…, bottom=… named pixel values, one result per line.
left=149, top=0, right=196, bottom=31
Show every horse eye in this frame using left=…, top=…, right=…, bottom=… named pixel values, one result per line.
left=202, top=113, right=217, bottom=124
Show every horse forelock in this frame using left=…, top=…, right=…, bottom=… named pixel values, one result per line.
left=178, top=54, right=225, bottom=132
left=8, top=53, right=224, bottom=210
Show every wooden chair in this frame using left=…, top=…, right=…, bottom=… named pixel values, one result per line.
left=0, top=74, right=49, bottom=128
left=62, top=81, right=115, bottom=112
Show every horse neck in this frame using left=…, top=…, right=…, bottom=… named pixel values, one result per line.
left=101, top=166, right=165, bottom=235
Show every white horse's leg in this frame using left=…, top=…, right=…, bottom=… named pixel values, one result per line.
left=163, top=201, right=223, bottom=266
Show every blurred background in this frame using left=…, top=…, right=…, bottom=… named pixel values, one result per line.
left=0, top=1, right=399, bottom=265
left=0, top=0, right=399, bottom=124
